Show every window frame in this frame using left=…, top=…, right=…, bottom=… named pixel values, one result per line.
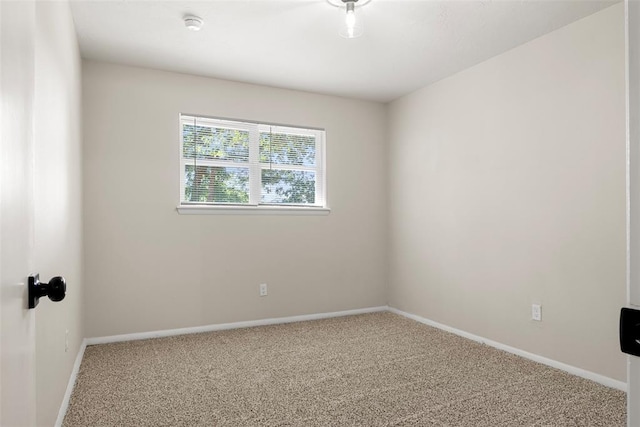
left=177, top=114, right=329, bottom=215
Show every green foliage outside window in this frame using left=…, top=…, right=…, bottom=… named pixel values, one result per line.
left=183, top=125, right=249, bottom=203
left=182, top=121, right=321, bottom=205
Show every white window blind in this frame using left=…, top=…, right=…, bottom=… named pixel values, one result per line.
left=180, top=115, right=326, bottom=208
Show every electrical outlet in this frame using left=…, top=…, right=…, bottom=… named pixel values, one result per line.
left=531, top=304, right=542, bottom=321
left=259, top=283, right=268, bottom=297
left=65, top=329, right=69, bottom=352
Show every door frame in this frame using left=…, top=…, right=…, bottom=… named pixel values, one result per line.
left=626, top=1, right=640, bottom=425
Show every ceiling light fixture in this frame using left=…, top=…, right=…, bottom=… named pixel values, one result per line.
left=328, top=0, right=371, bottom=39
left=184, top=15, right=203, bottom=32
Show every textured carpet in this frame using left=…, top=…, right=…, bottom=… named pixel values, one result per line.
left=63, top=312, right=626, bottom=426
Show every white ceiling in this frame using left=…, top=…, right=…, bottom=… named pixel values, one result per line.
left=70, top=0, right=619, bottom=103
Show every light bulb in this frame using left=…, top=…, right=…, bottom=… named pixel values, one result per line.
left=340, top=1, right=363, bottom=39
left=346, top=9, right=356, bottom=36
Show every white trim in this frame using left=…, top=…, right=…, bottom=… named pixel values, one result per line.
left=86, top=306, right=388, bottom=345
left=55, top=339, right=87, bottom=427
left=249, top=125, right=260, bottom=205
left=388, top=307, right=627, bottom=392
left=181, top=113, right=324, bottom=133
left=626, top=0, right=640, bottom=424
left=176, top=205, right=331, bottom=215
left=316, top=130, right=326, bottom=207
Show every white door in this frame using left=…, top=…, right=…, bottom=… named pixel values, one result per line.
left=0, top=1, right=38, bottom=425
left=628, top=1, right=640, bottom=426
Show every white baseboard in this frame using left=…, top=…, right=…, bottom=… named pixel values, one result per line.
left=55, top=338, right=87, bottom=427
left=85, top=306, right=389, bottom=346
left=388, top=306, right=627, bottom=392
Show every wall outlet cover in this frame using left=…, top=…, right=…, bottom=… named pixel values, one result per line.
left=532, top=304, right=542, bottom=321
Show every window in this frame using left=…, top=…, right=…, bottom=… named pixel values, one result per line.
left=179, top=115, right=326, bottom=212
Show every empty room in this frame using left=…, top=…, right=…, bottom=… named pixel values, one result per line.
left=2, top=0, right=640, bottom=426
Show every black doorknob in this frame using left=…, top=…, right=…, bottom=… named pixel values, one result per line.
left=620, top=307, right=640, bottom=357
left=28, top=274, right=66, bottom=309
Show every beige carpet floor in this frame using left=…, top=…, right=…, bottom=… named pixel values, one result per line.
left=63, top=312, right=626, bottom=426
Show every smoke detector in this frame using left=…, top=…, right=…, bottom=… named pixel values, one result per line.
left=184, top=15, right=203, bottom=31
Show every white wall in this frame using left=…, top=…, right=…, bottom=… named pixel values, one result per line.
left=82, top=62, right=388, bottom=338
left=388, top=4, right=627, bottom=381
left=34, top=2, right=83, bottom=425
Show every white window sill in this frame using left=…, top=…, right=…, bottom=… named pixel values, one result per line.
left=176, top=205, right=331, bottom=216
